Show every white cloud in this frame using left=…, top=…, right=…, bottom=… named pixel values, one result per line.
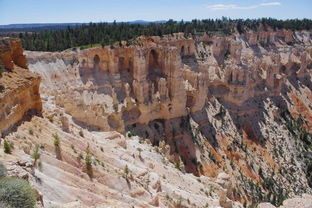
left=260, top=2, right=281, bottom=6
left=206, top=2, right=281, bottom=10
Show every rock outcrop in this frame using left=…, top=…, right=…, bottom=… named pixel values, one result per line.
left=0, top=38, right=42, bottom=136
left=26, top=31, right=312, bottom=133
left=0, top=37, right=28, bottom=70
left=258, top=194, right=312, bottom=208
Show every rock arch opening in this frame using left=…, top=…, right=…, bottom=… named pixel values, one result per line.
left=186, top=95, right=195, bottom=108
left=93, top=55, right=100, bottom=70
left=119, top=56, right=134, bottom=87
left=181, top=46, right=185, bottom=56
left=118, top=57, right=126, bottom=71
left=290, top=63, right=301, bottom=73
left=127, top=57, right=134, bottom=83
left=228, top=72, right=233, bottom=83
left=147, top=49, right=165, bottom=93
left=148, top=49, right=159, bottom=71
left=280, top=65, right=287, bottom=74
left=82, top=59, right=86, bottom=67
left=128, top=58, right=134, bottom=75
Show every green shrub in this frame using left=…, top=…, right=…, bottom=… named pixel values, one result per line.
left=3, top=140, right=12, bottom=154
left=137, top=147, right=142, bottom=157
left=79, top=130, right=84, bottom=138
left=174, top=162, right=181, bottom=170
left=0, top=163, right=7, bottom=178
left=0, top=66, right=6, bottom=78
left=0, top=85, right=4, bottom=93
left=53, top=133, right=60, bottom=147
left=208, top=152, right=217, bottom=163
left=85, top=152, right=92, bottom=171
left=307, top=160, right=312, bottom=187
left=47, top=116, right=54, bottom=123
left=84, top=147, right=93, bottom=178
left=0, top=177, right=36, bottom=208
left=0, top=201, right=12, bottom=208
left=224, top=49, right=230, bottom=59
left=28, top=129, right=33, bottom=135
left=31, top=145, right=40, bottom=166
left=124, top=165, right=129, bottom=179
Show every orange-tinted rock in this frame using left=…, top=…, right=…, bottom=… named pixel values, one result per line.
left=0, top=38, right=41, bottom=135
left=0, top=37, right=27, bottom=70
left=0, top=67, right=42, bottom=135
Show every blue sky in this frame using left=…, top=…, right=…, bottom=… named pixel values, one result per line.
left=0, top=0, right=311, bottom=25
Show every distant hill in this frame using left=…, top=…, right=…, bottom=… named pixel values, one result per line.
left=0, top=23, right=83, bottom=33
left=0, top=20, right=167, bottom=33
left=0, top=23, right=82, bottom=29
left=127, top=20, right=166, bottom=25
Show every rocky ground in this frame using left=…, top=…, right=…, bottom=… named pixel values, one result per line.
left=2, top=113, right=242, bottom=208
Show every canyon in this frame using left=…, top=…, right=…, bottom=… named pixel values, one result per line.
left=1, top=28, right=312, bottom=208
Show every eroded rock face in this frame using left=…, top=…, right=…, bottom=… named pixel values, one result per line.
left=26, top=37, right=191, bottom=132
left=0, top=37, right=28, bottom=70
left=0, top=38, right=42, bottom=135
left=25, top=30, right=312, bottom=206
left=26, top=31, right=312, bottom=132
left=258, top=194, right=312, bottom=208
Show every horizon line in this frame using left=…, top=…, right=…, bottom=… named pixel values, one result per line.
left=1, top=17, right=312, bottom=26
